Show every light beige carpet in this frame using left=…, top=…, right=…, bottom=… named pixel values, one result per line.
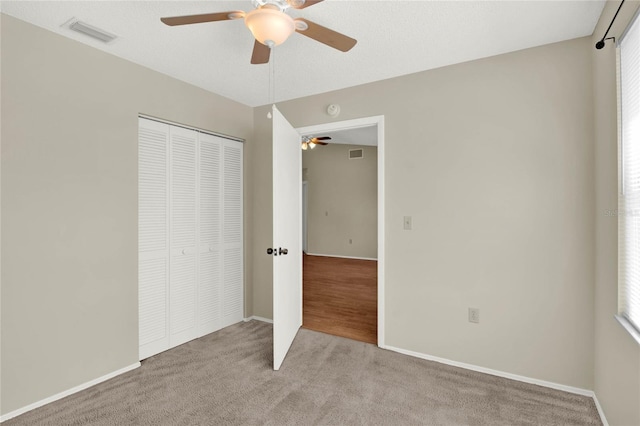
left=5, top=321, right=601, bottom=425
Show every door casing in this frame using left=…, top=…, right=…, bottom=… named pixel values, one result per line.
left=296, top=115, right=385, bottom=347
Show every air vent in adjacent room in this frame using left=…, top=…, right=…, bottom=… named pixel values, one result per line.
left=349, top=148, right=364, bottom=160
left=67, top=19, right=118, bottom=43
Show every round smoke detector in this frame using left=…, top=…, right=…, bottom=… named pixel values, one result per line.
left=326, top=104, right=340, bottom=117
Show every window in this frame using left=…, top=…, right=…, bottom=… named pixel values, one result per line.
left=618, top=12, right=640, bottom=344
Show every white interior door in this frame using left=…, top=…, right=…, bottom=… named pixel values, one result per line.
left=272, top=105, right=302, bottom=370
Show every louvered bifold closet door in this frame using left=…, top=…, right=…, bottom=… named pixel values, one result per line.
left=221, top=140, right=244, bottom=328
left=169, top=126, right=199, bottom=348
left=138, top=118, right=170, bottom=360
left=139, top=117, right=243, bottom=360
left=198, top=133, right=223, bottom=336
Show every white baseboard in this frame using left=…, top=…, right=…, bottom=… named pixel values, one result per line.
left=592, top=393, right=609, bottom=426
left=0, top=362, right=140, bottom=423
left=383, top=344, right=610, bottom=424
left=244, top=315, right=273, bottom=324
left=305, top=252, right=377, bottom=261
left=382, top=344, right=592, bottom=396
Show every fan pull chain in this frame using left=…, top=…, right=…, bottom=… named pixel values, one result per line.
left=271, top=48, right=276, bottom=106
left=267, top=47, right=276, bottom=119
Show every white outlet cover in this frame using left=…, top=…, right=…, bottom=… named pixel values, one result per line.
left=468, top=308, right=480, bottom=323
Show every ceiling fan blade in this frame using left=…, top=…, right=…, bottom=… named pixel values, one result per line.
left=312, top=136, right=332, bottom=141
left=161, top=11, right=244, bottom=26
left=295, top=18, right=357, bottom=52
left=251, top=40, right=271, bottom=64
left=291, top=0, right=324, bottom=9
left=315, top=142, right=329, bottom=145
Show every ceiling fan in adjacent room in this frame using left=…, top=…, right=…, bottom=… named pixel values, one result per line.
left=301, top=136, right=331, bottom=150
left=160, top=0, right=357, bottom=64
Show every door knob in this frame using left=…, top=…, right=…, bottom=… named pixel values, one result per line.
left=266, top=247, right=288, bottom=256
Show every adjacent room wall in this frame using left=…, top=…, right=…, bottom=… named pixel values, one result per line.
left=253, top=36, right=596, bottom=390
left=592, top=1, right=640, bottom=424
left=0, top=14, right=253, bottom=416
left=303, top=144, right=377, bottom=259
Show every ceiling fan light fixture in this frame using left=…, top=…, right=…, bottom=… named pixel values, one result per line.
left=301, top=142, right=309, bottom=150
left=309, top=142, right=316, bottom=149
left=245, top=7, right=295, bottom=47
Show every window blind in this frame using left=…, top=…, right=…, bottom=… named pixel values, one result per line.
left=619, top=12, right=640, bottom=339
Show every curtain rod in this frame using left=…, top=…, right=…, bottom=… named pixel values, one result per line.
left=596, top=0, right=626, bottom=49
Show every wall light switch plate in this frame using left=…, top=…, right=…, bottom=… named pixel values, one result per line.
left=403, top=216, right=412, bottom=230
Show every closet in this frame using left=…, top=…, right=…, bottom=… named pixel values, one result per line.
left=138, top=117, right=243, bottom=360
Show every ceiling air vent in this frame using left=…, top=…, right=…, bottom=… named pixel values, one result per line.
left=67, top=19, right=117, bottom=43
left=349, top=148, right=364, bottom=160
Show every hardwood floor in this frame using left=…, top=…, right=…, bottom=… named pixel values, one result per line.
left=303, top=254, right=377, bottom=344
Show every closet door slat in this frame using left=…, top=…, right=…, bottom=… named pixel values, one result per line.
left=138, top=119, right=170, bottom=360
left=198, top=133, right=223, bottom=336
left=169, top=126, right=198, bottom=348
left=222, top=141, right=244, bottom=328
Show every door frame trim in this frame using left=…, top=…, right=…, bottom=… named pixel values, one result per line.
left=302, top=181, right=308, bottom=253
left=296, top=115, right=385, bottom=347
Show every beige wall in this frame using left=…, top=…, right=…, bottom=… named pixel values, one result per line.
left=253, top=37, right=596, bottom=389
left=0, top=14, right=253, bottom=415
left=592, top=1, right=640, bottom=425
left=303, top=144, right=377, bottom=259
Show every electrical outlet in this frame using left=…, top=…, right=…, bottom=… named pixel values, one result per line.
left=468, top=308, right=480, bottom=324
left=403, top=216, right=412, bottom=230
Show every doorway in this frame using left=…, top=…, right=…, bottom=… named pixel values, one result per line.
left=296, top=116, right=385, bottom=347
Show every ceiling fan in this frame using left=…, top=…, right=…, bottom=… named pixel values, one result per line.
left=160, top=0, right=357, bottom=64
left=301, top=136, right=331, bottom=150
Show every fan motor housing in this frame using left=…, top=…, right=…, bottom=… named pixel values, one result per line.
left=252, top=0, right=300, bottom=11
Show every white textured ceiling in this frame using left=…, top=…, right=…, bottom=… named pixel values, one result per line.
left=1, top=0, right=605, bottom=107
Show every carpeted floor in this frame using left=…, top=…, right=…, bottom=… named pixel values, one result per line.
left=5, top=320, right=601, bottom=425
